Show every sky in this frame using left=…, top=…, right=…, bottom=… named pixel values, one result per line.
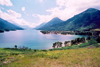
left=0, top=0, right=100, bottom=29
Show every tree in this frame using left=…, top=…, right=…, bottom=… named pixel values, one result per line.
left=53, top=41, right=63, bottom=48
left=14, top=45, right=17, bottom=49
left=76, top=38, right=81, bottom=43
left=81, top=37, right=85, bottom=43
left=64, top=41, right=70, bottom=47
left=59, top=42, right=62, bottom=47
left=86, top=36, right=91, bottom=41
left=71, top=40, right=74, bottom=45
left=57, top=41, right=63, bottom=48
left=52, top=43, right=56, bottom=48
left=96, top=37, right=100, bottom=43
left=71, top=40, right=76, bottom=45
left=56, top=42, right=60, bottom=48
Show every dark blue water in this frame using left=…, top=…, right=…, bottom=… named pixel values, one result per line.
left=0, top=30, right=87, bottom=49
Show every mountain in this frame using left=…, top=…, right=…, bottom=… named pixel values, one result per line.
left=37, top=17, right=63, bottom=30
left=0, top=18, right=24, bottom=32
left=34, top=23, right=46, bottom=29
left=37, top=8, right=100, bottom=31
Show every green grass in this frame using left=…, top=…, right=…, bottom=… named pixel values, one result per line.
left=0, top=48, right=100, bottom=67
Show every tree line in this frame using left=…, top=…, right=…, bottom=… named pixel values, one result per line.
left=40, top=30, right=100, bottom=36
left=52, top=36, right=100, bottom=48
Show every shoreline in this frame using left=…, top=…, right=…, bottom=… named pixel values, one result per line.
left=40, top=30, right=100, bottom=36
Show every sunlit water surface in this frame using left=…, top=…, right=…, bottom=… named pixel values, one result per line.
left=0, top=30, right=87, bottom=49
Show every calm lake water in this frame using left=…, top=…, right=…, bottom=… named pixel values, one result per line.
left=0, top=30, right=87, bottom=49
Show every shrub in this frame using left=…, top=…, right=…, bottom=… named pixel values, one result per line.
left=88, top=39, right=98, bottom=45
left=14, top=45, right=17, bottom=49
left=78, top=42, right=90, bottom=48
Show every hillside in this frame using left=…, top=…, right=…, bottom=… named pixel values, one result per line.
left=1, top=36, right=100, bottom=67
left=38, top=8, right=100, bottom=31
left=0, top=48, right=100, bottom=67
left=0, top=18, right=24, bottom=32
left=34, top=23, right=46, bottom=29
left=37, top=17, right=63, bottom=30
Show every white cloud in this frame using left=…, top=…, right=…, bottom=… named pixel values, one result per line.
left=0, top=0, right=13, bottom=6
left=32, top=14, right=37, bottom=17
left=0, top=9, right=37, bottom=28
left=7, top=9, right=21, bottom=18
left=22, top=7, right=25, bottom=11
left=37, top=0, right=100, bottom=24
left=37, top=14, right=54, bottom=24
left=39, top=0, right=43, bottom=3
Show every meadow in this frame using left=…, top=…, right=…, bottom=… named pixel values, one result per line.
left=0, top=47, right=100, bottom=67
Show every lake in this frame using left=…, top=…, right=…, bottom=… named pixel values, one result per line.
left=0, top=30, right=87, bottom=49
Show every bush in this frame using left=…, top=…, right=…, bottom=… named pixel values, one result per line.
left=96, top=37, right=100, bottom=43
left=78, top=42, right=90, bottom=48
left=93, top=44, right=99, bottom=47
left=88, top=39, right=98, bottom=45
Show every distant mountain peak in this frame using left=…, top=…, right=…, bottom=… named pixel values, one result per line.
left=50, top=17, right=62, bottom=22
left=51, top=17, right=60, bottom=21
left=87, top=8, right=97, bottom=10
left=36, top=17, right=63, bottom=30
left=53, top=17, right=59, bottom=19
left=85, top=8, right=99, bottom=12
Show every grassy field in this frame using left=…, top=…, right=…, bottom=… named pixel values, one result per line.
left=0, top=47, right=100, bottom=67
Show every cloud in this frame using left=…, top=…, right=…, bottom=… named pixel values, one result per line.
left=7, top=9, right=21, bottom=18
left=32, top=14, right=37, bottom=17
left=0, top=0, right=13, bottom=6
left=39, top=0, right=43, bottom=3
left=22, top=7, right=25, bottom=11
left=37, top=0, right=100, bottom=24
left=0, top=9, right=37, bottom=28
left=37, top=14, right=54, bottom=24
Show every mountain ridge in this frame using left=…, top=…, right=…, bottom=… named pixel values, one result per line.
left=37, top=8, right=100, bottom=31
left=0, top=18, right=24, bottom=32
left=34, top=23, right=46, bottom=29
